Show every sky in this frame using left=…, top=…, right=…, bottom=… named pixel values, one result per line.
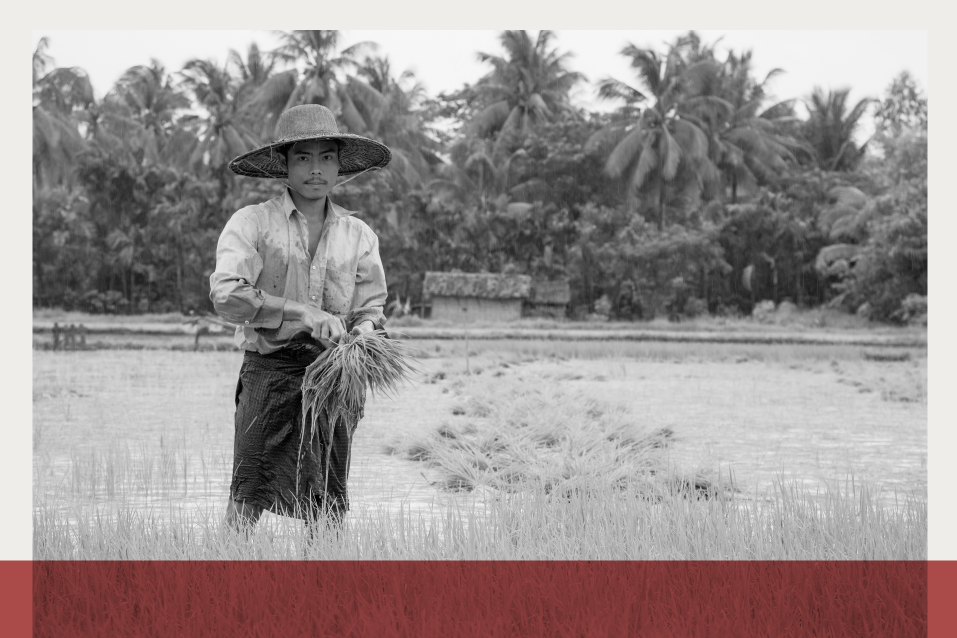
left=32, top=30, right=928, bottom=140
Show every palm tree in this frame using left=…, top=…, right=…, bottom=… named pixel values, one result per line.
left=228, top=43, right=276, bottom=105
left=32, top=38, right=90, bottom=189
left=106, top=60, right=190, bottom=165
left=803, top=87, right=873, bottom=172
left=253, top=30, right=386, bottom=135
left=470, top=30, right=584, bottom=160
left=438, top=136, right=533, bottom=207
left=586, top=41, right=719, bottom=229
left=688, top=50, right=804, bottom=202
left=179, top=58, right=261, bottom=175
left=356, top=55, right=441, bottom=186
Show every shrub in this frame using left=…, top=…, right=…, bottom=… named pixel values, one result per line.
left=842, top=198, right=926, bottom=323
left=752, top=300, right=776, bottom=323
left=683, top=296, right=708, bottom=318
left=899, top=294, right=927, bottom=326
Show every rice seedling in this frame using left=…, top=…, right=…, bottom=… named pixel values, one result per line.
left=300, top=331, right=418, bottom=492
left=385, top=374, right=732, bottom=506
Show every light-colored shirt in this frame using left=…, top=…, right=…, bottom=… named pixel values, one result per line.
left=209, top=189, right=387, bottom=354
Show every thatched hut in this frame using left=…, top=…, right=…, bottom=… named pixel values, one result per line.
left=423, top=272, right=532, bottom=322
left=526, top=279, right=571, bottom=319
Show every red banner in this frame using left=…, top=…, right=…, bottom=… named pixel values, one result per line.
left=21, top=560, right=940, bottom=637
left=0, top=562, right=31, bottom=638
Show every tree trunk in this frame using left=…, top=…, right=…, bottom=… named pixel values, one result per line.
left=176, top=248, right=184, bottom=311
left=657, top=179, right=666, bottom=230
left=796, top=259, right=805, bottom=306
left=126, top=231, right=136, bottom=313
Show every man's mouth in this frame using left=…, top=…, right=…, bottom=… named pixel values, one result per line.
left=306, top=179, right=328, bottom=186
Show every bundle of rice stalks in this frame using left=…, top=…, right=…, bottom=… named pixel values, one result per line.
left=300, top=331, right=418, bottom=490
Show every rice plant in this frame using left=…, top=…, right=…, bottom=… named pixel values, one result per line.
left=300, top=331, right=418, bottom=491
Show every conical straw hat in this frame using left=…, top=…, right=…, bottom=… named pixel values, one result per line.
left=228, top=104, right=392, bottom=178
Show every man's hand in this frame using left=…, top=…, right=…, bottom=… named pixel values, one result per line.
left=351, top=320, right=375, bottom=336
left=283, top=300, right=345, bottom=344
left=302, top=309, right=346, bottom=344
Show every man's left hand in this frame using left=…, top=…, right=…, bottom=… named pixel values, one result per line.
left=351, top=320, right=375, bottom=336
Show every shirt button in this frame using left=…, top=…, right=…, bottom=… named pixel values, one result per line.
left=311, top=296, right=317, bottom=300
left=244, top=321, right=249, bottom=324
left=312, top=266, right=316, bottom=270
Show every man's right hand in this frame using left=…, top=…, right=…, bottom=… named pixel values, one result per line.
left=283, top=300, right=346, bottom=344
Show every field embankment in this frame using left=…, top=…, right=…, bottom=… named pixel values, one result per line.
left=32, top=309, right=926, bottom=350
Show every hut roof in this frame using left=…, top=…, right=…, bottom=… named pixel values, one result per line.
left=530, top=279, right=571, bottom=305
left=423, top=271, right=532, bottom=300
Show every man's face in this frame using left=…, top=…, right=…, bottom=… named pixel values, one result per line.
left=284, top=139, right=340, bottom=201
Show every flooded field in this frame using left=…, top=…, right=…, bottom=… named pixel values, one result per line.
left=32, top=339, right=927, bottom=558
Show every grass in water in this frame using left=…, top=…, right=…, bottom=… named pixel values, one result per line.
left=34, top=474, right=925, bottom=560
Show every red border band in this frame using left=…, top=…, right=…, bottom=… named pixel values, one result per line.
left=26, top=560, right=938, bottom=637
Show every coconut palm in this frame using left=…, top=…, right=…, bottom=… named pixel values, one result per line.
left=586, top=42, right=720, bottom=229
left=356, top=55, right=441, bottom=186
left=471, top=30, right=585, bottom=160
left=32, top=38, right=90, bottom=189
left=106, top=60, right=190, bottom=165
left=688, top=51, right=804, bottom=202
left=228, top=43, right=276, bottom=106
left=253, top=30, right=386, bottom=135
left=179, top=58, right=262, bottom=175
left=803, top=87, right=873, bottom=172
left=439, top=136, right=533, bottom=206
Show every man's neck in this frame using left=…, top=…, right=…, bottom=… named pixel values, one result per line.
left=289, top=189, right=327, bottom=225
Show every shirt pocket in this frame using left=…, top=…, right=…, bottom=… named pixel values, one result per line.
left=322, top=265, right=355, bottom=316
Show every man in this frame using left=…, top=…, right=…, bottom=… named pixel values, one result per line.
left=209, top=104, right=391, bottom=532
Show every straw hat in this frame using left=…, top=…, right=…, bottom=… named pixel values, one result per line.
left=228, top=104, right=392, bottom=178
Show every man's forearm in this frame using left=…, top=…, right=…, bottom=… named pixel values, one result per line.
left=282, top=299, right=308, bottom=322
left=209, top=274, right=285, bottom=329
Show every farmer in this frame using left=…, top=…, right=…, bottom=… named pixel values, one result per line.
left=209, top=104, right=391, bottom=532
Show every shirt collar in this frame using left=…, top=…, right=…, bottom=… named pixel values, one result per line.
left=281, top=188, right=354, bottom=220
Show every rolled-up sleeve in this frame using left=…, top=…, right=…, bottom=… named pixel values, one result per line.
left=346, top=230, right=388, bottom=330
left=209, top=210, right=285, bottom=329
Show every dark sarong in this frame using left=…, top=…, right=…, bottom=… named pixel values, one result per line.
left=231, top=344, right=354, bottom=520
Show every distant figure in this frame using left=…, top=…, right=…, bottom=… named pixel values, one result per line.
left=65, top=324, right=77, bottom=350
left=52, top=322, right=61, bottom=351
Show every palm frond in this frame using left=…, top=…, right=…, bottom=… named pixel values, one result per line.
left=629, top=143, right=658, bottom=194
left=584, top=122, right=631, bottom=154
left=470, top=100, right=511, bottom=138
left=671, top=119, right=709, bottom=160
left=605, top=128, right=647, bottom=179
left=251, top=69, right=297, bottom=120
left=596, top=77, right=646, bottom=104
left=660, top=127, right=681, bottom=181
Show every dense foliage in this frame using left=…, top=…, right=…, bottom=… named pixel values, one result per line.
left=32, top=32, right=927, bottom=323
